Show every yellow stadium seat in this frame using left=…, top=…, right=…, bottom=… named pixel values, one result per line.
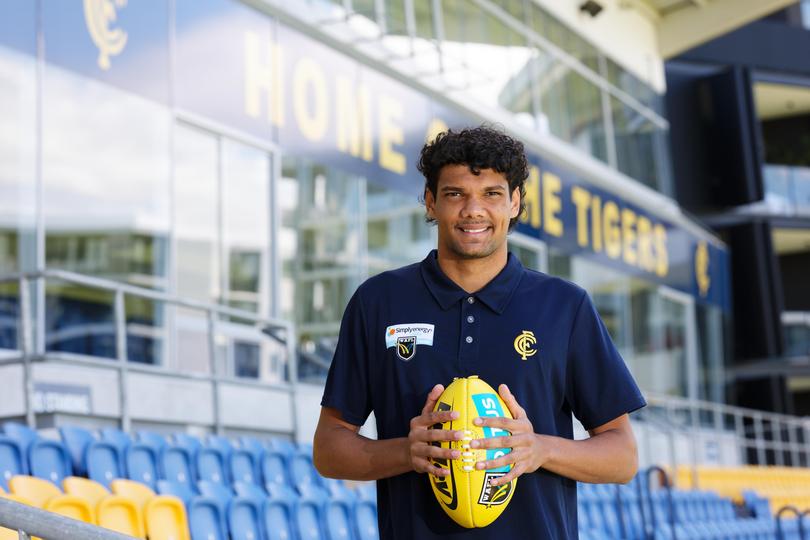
left=110, top=479, right=155, bottom=511
left=44, top=496, right=94, bottom=523
left=97, top=496, right=146, bottom=538
left=145, top=496, right=190, bottom=540
left=64, top=476, right=145, bottom=538
left=9, top=476, right=61, bottom=507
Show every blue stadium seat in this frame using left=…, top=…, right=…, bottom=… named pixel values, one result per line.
left=137, top=430, right=168, bottom=453
left=2, top=422, right=37, bottom=455
left=124, top=443, right=159, bottom=489
left=265, top=482, right=300, bottom=506
left=86, top=440, right=124, bottom=488
left=353, top=500, right=378, bottom=540
left=261, top=450, right=289, bottom=489
left=206, top=435, right=233, bottom=460
left=294, top=495, right=326, bottom=540
left=173, top=433, right=202, bottom=480
left=355, top=483, right=375, bottom=503
left=324, top=498, right=356, bottom=540
left=197, top=446, right=228, bottom=485
left=323, top=478, right=356, bottom=504
left=289, top=452, right=325, bottom=491
left=229, top=449, right=258, bottom=486
left=233, top=481, right=266, bottom=501
left=266, top=438, right=296, bottom=458
left=159, top=480, right=227, bottom=540
left=100, top=427, right=131, bottom=455
left=28, top=439, right=72, bottom=485
left=59, top=425, right=95, bottom=476
left=264, top=498, right=295, bottom=540
left=161, top=445, right=194, bottom=486
left=228, top=496, right=265, bottom=540
left=197, top=480, right=233, bottom=517
left=0, top=435, right=26, bottom=490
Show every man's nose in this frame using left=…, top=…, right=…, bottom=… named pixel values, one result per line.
left=460, top=195, right=485, bottom=218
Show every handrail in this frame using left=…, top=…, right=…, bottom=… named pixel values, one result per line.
left=0, top=497, right=137, bottom=540
left=644, top=465, right=678, bottom=540
left=0, top=268, right=298, bottom=437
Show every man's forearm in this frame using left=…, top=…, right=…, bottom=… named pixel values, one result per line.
left=537, top=428, right=638, bottom=484
left=314, top=425, right=413, bottom=481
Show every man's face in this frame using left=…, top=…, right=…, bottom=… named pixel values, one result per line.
left=425, top=164, right=520, bottom=260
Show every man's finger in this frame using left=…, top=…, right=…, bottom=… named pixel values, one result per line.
left=499, top=384, right=526, bottom=419
left=412, top=444, right=460, bottom=461
left=487, top=463, right=524, bottom=486
left=474, top=450, right=519, bottom=472
left=421, top=384, right=445, bottom=415
left=469, top=435, right=513, bottom=450
left=473, top=415, right=522, bottom=431
left=414, top=428, right=464, bottom=443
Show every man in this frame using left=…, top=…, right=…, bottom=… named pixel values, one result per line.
left=313, top=126, right=646, bottom=539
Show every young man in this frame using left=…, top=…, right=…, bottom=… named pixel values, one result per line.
left=313, top=126, right=646, bottom=539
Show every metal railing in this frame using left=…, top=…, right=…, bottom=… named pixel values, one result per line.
left=638, top=392, right=810, bottom=476
left=0, top=269, right=297, bottom=436
left=0, top=497, right=136, bottom=540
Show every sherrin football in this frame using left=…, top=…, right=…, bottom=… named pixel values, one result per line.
left=429, top=376, right=516, bottom=528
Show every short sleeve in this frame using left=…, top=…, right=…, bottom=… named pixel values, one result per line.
left=564, top=291, right=646, bottom=431
left=320, top=289, right=373, bottom=426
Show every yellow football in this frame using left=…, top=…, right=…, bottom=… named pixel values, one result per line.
left=429, top=376, right=516, bottom=528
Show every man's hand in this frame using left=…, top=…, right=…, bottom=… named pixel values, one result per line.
left=407, top=384, right=464, bottom=477
left=470, top=384, right=547, bottom=486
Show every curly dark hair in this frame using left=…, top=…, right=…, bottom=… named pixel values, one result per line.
left=417, top=125, right=528, bottom=230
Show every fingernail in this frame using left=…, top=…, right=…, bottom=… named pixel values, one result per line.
left=453, top=431, right=463, bottom=440
left=475, top=462, right=485, bottom=470
left=450, top=411, right=460, bottom=419
left=473, top=417, right=483, bottom=426
left=470, top=440, right=480, bottom=448
left=451, top=451, right=460, bottom=459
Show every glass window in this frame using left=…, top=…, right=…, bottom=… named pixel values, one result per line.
left=697, top=304, right=726, bottom=403
left=0, top=33, right=36, bottom=351
left=42, top=65, right=170, bottom=363
left=611, top=96, right=668, bottom=192
left=801, top=0, right=810, bottom=30
left=221, top=140, right=271, bottom=315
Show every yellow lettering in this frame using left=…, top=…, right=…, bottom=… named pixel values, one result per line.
left=243, top=32, right=284, bottom=127
left=621, top=208, right=637, bottom=266
left=637, top=216, right=654, bottom=272
left=336, top=76, right=373, bottom=162
left=542, top=172, right=563, bottom=237
left=591, top=195, right=602, bottom=253
left=378, top=95, right=406, bottom=174
left=654, top=224, right=669, bottom=277
left=292, top=57, right=328, bottom=142
left=425, top=118, right=449, bottom=144
left=520, top=166, right=541, bottom=229
left=603, top=201, right=621, bottom=259
left=571, top=186, right=591, bottom=248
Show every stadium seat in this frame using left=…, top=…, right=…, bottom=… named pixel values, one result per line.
left=353, top=500, right=378, bottom=540
left=196, top=480, right=233, bottom=517
left=161, top=445, right=194, bottom=486
left=173, top=433, right=202, bottom=479
left=145, top=495, right=191, bottom=540
left=9, top=475, right=94, bottom=523
left=110, top=478, right=155, bottom=511
left=324, top=498, right=355, bottom=540
left=59, top=425, right=95, bottom=476
left=266, top=438, right=296, bottom=457
left=0, top=435, right=26, bottom=490
left=86, top=440, right=124, bottom=489
left=294, top=494, right=326, bottom=540
left=229, top=448, right=258, bottom=486
left=137, top=430, right=168, bottom=453
left=261, top=450, right=289, bottom=488
left=125, top=443, right=159, bottom=489
left=100, top=428, right=132, bottom=455
left=2, top=423, right=37, bottom=455
left=159, top=480, right=228, bottom=540
left=227, top=495, right=265, bottom=540
left=63, top=476, right=145, bottom=538
left=264, top=498, right=295, bottom=540
left=238, top=436, right=266, bottom=472
left=196, top=446, right=228, bottom=485
left=289, top=452, right=325, bottom=491
left=265, top=482, right=299, bottom=505
left=28, top=439, right=72, bottom=485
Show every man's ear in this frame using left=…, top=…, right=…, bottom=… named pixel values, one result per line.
left=425, top=188, right=436, bottom=220
left=510, top=186, right=520, bottom=219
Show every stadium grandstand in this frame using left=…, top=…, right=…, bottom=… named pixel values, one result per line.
left=1, top=0, right=810, bottom=538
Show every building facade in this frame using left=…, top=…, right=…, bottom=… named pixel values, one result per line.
left=0, top=0, right=732, bottom=430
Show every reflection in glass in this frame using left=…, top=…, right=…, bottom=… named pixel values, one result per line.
left=0, top=39, right=37, bottom=350
left=45, top=283, right=115, bottom=359
left=611, top=96, right=668, bottom=192
left=42, top=64, right=170, bottom=363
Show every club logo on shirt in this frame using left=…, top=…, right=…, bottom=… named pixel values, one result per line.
left=385, top=323, right=434, bottom=361
left=396, top=336, right=417, bottom=361
left=513, top=330, right=537, bottom=361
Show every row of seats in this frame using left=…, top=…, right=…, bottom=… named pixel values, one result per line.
left=579, top=469, right=808, bottom=540
left=0, top=422, right=380, bottom=540
left=675, top=466, right=810, bottom=512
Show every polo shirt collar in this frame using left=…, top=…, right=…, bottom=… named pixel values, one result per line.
left=419, top=249, right=524, bottom=314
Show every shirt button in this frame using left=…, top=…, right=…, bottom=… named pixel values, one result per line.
left=467, top=315, right=475, bottom=323
left=467, top=297, right=475, bottom=304
left=465, top=336, right=473, bottom=344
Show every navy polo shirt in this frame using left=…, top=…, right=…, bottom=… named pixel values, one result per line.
left=321, top=249, right=646, bottom=540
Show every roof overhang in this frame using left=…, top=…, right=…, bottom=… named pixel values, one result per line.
left=619, top=0, right=799, bottom=59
